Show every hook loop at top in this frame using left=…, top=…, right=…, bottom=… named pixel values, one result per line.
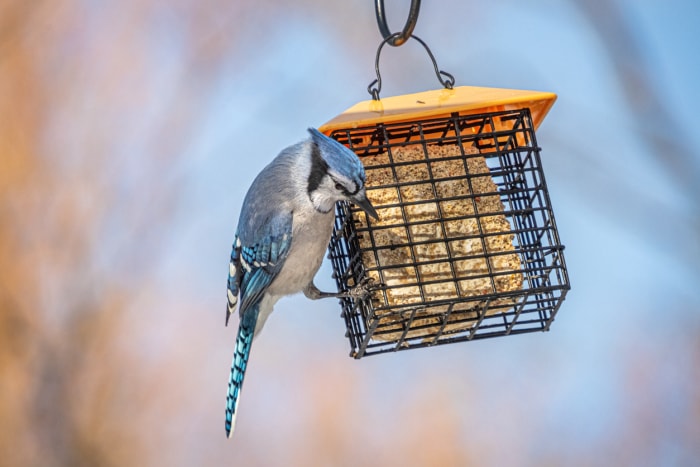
left=375, top=0, right=421, bottom=47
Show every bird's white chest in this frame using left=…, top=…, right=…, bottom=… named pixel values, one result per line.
left=267, top=207, right=334, bottom=297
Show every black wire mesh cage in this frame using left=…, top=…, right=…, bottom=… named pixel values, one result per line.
left=325, top=104, right=570, bottom=358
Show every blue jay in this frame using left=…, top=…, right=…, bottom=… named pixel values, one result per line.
left=225, top=128, right=378, bottom=438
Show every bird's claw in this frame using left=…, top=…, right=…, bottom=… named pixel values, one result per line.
left=344, top=276, right=382, bottom=301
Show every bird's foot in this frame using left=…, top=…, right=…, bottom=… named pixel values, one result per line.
left=343, top=276, right=380, bottom=301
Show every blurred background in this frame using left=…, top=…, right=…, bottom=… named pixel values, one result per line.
left=1, top=0, right=699, bottom=465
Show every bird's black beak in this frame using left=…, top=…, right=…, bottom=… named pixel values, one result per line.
left=353, top=189, right=379, bottom=220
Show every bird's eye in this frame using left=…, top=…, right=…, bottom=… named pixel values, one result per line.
left=335, top=182, right=344, bottom=191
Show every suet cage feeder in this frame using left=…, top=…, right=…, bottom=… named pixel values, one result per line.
left=320, top=86, right=570, bottom=358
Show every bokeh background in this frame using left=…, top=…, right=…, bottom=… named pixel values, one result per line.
left=1, top=0, right=699, bottom=465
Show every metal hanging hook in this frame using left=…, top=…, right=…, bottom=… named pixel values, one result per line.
left=375, top=0, right=421, bottom=47
left=367, top=33, right=456, bottom=101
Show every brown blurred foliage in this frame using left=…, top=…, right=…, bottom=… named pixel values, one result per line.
left=0, top=2, right=200, bottom=465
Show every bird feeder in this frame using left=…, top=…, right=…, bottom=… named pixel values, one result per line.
left=320, top=86, right=570, bottom=358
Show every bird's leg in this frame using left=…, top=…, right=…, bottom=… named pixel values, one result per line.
left=303, top=282, right=336, bottom=300
left=303, top=277, right=380, bottom=301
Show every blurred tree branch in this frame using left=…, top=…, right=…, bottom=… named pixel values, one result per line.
left=571, top=0, right=700, bottom=275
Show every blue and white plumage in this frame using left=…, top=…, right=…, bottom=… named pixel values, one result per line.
left=225, top=128, right=378, bottom=438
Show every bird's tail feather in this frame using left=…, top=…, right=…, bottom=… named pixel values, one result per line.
left=225, top=305, right=258, bottom=438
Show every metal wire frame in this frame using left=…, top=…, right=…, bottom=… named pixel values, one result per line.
left=367, top=34, right=455, bottom=100
left=327, top=108, right=570, bottom=358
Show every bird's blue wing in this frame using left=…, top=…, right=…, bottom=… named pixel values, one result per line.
left=226, top=211, right=293, bottom=325
left=224, top=210, right=293, bottom=438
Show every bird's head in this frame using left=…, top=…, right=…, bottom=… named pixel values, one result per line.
left=307, top=128, right=379, bottom=220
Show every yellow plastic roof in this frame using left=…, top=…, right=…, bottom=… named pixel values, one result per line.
left=319, top=86, right=556, bottom=134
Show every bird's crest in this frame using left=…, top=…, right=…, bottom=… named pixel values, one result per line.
left=307, top=128, right=365, bottom=186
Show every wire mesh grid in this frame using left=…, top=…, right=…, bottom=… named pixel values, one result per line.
left=327, top=108, right=569, bottom=358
